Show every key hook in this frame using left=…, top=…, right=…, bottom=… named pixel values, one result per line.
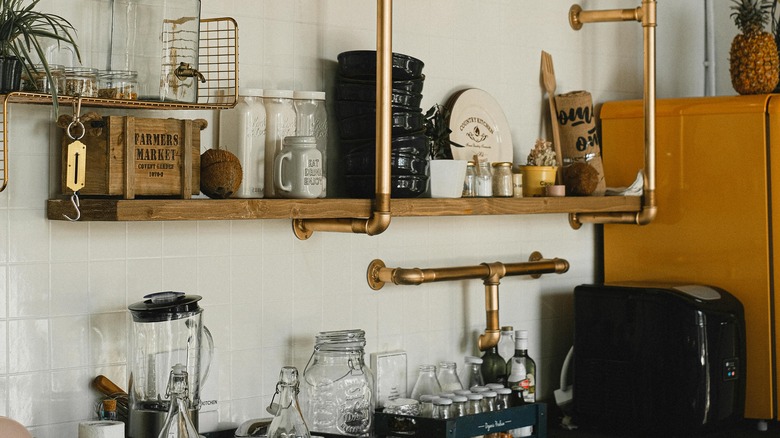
left=63, top=192, right=81, bottom=222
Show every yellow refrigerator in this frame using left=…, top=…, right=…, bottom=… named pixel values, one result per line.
left=600, top=94, right=780, bottom=421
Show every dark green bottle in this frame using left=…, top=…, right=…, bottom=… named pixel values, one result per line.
left=480, top=345, right=507, bottom=385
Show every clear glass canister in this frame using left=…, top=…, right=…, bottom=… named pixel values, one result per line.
left=64, top=67, right=98, bottom=97
left=263, top=90, right=297, bottom=198
left=111, top=0, right=202, bottom=102
left=475, top=158, right=493, bottom=197
left=293, top=91, right=328, bottom=198
left=22, top=64, right=65, bottom=94
left=492, top=162, right=513, bottom=197
left=219, top=89, right=266, bottom=198
left=98, top=70, right=139, bottom=100
left=302, top=329, right=375, bottom=436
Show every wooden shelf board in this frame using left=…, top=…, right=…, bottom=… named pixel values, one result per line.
left=47, top=196, right=642, bottom=222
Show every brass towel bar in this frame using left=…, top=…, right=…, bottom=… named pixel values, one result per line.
left=366, top=252, right=569, bottom=351
left=568, top=0, right=658, bottom=228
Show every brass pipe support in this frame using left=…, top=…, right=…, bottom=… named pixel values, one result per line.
left=366, top=252, right=569, bottom=351
left=293, top=0, right=393, bottom=240
left=568, top=0, right=657, bottom=229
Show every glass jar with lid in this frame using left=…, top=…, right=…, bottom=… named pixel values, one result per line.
left=22, top=64, right=65, bottom=94
left=64, top=67, right=98, bottom=97
left=492, top=162, right=513, bottom=197
left=98, top=70, right=139, bottom=100
left=301, top=329, right=374, bottom=436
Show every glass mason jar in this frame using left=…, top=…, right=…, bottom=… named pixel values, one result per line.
left=97, top=70, right=139, bottom=100
left=302, top=329, right=375, bottom=436
left=293, top=91, right=328, bottom=198
left=491, top=162, right=513, bottom=197
left=64, top=67, right=99, bottom=97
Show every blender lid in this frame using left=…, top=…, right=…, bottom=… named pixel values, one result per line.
left=128, top=291, right=204, bottom=322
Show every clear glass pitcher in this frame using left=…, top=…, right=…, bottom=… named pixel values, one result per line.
left=302, top=329, right=374, bottom=436
left=127, top=292, right=214, bottom=438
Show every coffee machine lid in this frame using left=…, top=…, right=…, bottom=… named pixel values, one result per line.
left=128, top=291, right=203, bottom=322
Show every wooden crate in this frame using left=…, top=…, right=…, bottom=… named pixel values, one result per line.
left=60, top=116, right=206, bottom=199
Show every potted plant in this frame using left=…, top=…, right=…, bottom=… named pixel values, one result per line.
left=519, top=138, right=560, bottom=197
left=424, top=103, right=468, bottom=197
left=0, top=0, right=80, bottom=102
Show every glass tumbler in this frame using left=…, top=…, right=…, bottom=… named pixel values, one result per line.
left=302, top=329, right=374, bottom=436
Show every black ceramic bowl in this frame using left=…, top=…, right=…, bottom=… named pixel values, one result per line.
left=344, top=149, right=429, bottom=176
left=339, top=132, right=430, bottom=157
left=345, top=174, right=429, bottom=198
left=335, top=100, right=421, bottom=120
left=337, top=75, right=425, bottom=94
left=338, top=50, right=425, bottom=80
left=337, top=111, right=426, bottom=141
left=335, top=81, right=423, bottom=108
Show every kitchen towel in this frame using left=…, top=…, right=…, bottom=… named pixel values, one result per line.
left=78, top=421, right=124, bottom=438
left=554, top=90, right=606, bottom=196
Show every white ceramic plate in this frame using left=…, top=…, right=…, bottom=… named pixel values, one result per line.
left=446, top=88, right=513, bottom=163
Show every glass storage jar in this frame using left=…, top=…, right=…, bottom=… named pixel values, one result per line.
left=98, top=70, right=139, bottom=100
left=64, top=67, right=98, bottom=97
left=302, top=329, right=375, bottom=436
left=22, top=64, right=65, bottom=94
left=492, top=162, right=513, bottom=197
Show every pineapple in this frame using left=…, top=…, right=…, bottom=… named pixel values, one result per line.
left=730, top=0, right=779, bottom=95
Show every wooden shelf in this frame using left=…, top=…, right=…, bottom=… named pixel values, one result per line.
left=46, top=196, right=641, bottom=222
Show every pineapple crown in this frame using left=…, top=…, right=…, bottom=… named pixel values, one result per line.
left=731, top=0, right=772, bottom=34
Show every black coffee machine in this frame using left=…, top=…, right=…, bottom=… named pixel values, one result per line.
left=572, top=283, right=745, bottom=436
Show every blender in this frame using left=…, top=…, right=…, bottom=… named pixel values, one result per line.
left=128, top=291, right=213, bottom=438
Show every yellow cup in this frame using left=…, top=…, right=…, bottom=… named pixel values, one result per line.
left=519, top=165, right=557, bottom=197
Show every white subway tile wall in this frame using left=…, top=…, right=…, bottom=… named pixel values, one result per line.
left=0, top=0, right=644, bottom=436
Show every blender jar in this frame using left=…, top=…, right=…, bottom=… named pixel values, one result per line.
left=127, top=291, right=213, bottom=438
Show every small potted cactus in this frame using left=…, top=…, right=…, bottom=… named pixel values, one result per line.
left=519, top=138, right=560, bottom=197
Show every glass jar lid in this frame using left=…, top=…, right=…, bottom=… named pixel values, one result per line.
left=314, top=329, right=366, bottom=351
left=128, top=291, right=203, bottom=322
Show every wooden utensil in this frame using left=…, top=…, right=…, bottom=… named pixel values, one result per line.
left=541, top=51, right=564, bottom=184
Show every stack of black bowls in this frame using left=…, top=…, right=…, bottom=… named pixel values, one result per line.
left=335, top=50, right=429, bottom=198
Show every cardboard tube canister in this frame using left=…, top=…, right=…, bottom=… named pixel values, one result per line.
left=555, top=90, right=606, bottom=196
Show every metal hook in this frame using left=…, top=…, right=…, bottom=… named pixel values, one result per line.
left=63, top=192, right=81, bottom=222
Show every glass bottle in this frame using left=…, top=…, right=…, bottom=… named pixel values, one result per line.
left=410, top=364, right=441, bottom=400
left=463, top=161, right=476, bottom=197
left=497, top=326, right=515, bottom=365
left=491, top=162, right=513, bottom=197
left=480, top=345, right=507, bottom=385
left=100, top=399, right=117, bottom=421
left=450, top=395, right=468, bottom=417
left=432, top=397, right=453, bottom=420
left=293, top=91, right=328, bottom=198
left=301, top=330, right=374, bottom=436
left=267, top=366, right=311, bottom=438
left=465, top=393, right=483, bottom=415
left=495, top=387, right=512, bottom=411
left=157, top=364, right=199, bottom=438
left=507, top=330, right=536, bottom=438
left=419, top=394, right=436, bottom=418
left=220, top=88, right=266, bottom=198
left=460, top=356, right=485, bottom=389
left=263, top=89, right=297, bottom=198
left=481, top=390, right=498, bottom=413
left=474, top=157, right=493, bottom=197
left=436, top=361, right=463, bottom=392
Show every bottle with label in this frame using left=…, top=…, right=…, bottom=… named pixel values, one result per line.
left=219, top=88, right=266, bottom=198
left=480, top=345, right=507, bottom=385
left=263, top=89, right=296, bottom=198
left=507, top=330, right=536, bottom=438
left=293, top=91, right=328, bottom=198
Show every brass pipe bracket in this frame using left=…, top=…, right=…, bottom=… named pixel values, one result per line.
left=366, top=252, right=569, bottom=350
left=568, top=0, right=658, bottom=229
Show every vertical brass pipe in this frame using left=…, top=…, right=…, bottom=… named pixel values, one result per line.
left=568, top=0, right=658, bottom=228
left=293, top=0, right=393, bottom=239
left=478, top=262, right=506, bottom=351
